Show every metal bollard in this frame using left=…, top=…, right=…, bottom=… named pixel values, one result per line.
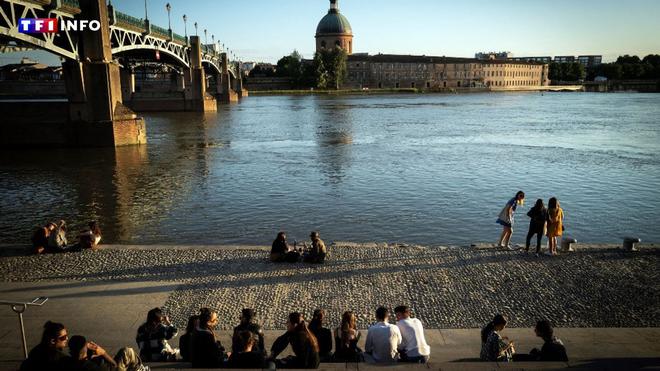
left=561, top=237, right=577, bottom=252
left=623, top=237, right=641, bottom=251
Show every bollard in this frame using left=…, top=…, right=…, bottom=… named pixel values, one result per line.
left=561, top=237, right=577, bottom=252
left=623, top=237, right=641, bottom=251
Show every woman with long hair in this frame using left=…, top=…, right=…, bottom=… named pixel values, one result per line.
left=496, top=191, right=525, bottom=250
left=270, top=312, right=320, bottom=369
left=308, top=309, right=333, bottom=361
left=546, top=197, right=564, bottom=255
left=480, top=314, right=515, bottom=362
left=20, top=321, right=69, bottom=371
left=334, top=311, right=362, bottom=362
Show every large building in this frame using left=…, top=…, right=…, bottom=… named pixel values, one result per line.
left=313, top=0, right=549, bottom=90
left=344, top=54, right=548, bottom=90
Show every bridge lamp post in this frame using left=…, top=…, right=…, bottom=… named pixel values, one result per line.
left=144, top=0, right=148, bottom=20
left=211, top=35, right=215, bottom=54
left=166, top=3, right=171, bottom=31
left=204, top=29, right=208, bottom=46
left=165, top=3, right=172, bottom=40
left=183, top=15, right=188, bottom=44
left=194, top=22, right=198, bottom=36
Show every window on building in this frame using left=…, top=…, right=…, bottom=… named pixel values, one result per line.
left=321, top=41, right=326, bottom=48
left=378, top=82, right=382, bottom=88
left=457, top=81, right=461, bottom=87
left=395, top=82, right=400, bottom=88
left=411, top=82, right=416, bottom=88
left=426, top=81, right=431, bottom=88
left=443, top=81, right=447, bottom=88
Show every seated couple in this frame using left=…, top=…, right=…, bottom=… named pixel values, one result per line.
left=270, top=231, right=327, bottom=264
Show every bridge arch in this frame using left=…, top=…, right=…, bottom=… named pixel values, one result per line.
left=0, top=1, right=80, bottom=61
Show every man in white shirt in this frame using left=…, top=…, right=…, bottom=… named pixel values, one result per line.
left=395, top=305, right=431, bottom=363
left=364, top=306, right=402, bottom=363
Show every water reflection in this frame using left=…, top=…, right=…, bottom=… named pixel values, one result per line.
left=314, top=96, right=354, bottom=185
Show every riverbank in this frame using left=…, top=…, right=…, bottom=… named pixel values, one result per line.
left=0, top=243, right=657, bottom=330
left=248, top=85, right=584, bottom=96
left=0, top=243, right=658, bottom=369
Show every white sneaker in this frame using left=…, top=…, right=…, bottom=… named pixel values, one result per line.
left=506, top=245, right=516, bottom=251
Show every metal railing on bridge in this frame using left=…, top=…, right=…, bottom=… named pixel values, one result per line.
left=114, top=10, right=146, bottom=33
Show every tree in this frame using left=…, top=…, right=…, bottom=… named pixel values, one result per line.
left=616, top=55, right=641, bottom=65
left=567, top=62, right=585, bottom=81
left=315, top=48, right=347, bottom=89
left=313, top=51, right=328, bottom=89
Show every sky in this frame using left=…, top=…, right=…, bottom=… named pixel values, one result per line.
left=2, top=0, right=659, bottom=65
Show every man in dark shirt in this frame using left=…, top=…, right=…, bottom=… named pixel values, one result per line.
left=228, top=330, right=272, bottom=369
left=530, top=320, right=568, bottom=361
left=271, top=232, right=301, bottom=263
left=232, top=309, right=266, bottom=354
left=61, top=335, right=117, bottom=371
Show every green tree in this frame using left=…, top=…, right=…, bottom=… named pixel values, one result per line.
left=313, top=52, right=328, bottom=89
left=275, top=50, right=306, bottom=87
left=565, top=62, right=585, bottom=81
left=316, top=48, right=347, bottom=89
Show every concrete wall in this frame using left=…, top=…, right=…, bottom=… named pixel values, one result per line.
left=245, top=77, right=293, bottom=91
left=0, top=81, right=66, bottom=97
left=0, top=101, right=71, bottom=146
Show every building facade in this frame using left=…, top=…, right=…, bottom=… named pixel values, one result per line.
left=344, top=54, right=549, bottom=90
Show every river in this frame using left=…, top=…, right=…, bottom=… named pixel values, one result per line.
left=1, top=92, right=659, bottom=246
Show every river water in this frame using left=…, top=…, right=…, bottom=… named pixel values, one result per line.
left=1, top=92, right=659, bottom=246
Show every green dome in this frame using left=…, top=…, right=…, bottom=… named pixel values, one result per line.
left=316, top=7, right=352, bottom=35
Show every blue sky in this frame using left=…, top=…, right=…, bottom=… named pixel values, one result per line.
left=2, top=0, right=659, bottom=65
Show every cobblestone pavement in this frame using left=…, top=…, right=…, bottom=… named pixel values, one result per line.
left=1, top=244, right=658, bottom=330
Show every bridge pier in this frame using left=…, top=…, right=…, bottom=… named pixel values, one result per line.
left=120, top=67, right=136, bottom=99
left=218, top=53, right=238, bottom=103
left=184, top=36, right=217, bottom=112
left=64, top=0, right=145, bottom=146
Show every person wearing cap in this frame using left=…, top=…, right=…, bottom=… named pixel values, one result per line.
left=303, top=231, right=327, bottom=264
left=394, top=306, right=430, bottom=363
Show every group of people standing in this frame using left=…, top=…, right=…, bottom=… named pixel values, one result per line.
left=30, top=220, right=102, bottom=254
left=496, top=191, right=566, bottom=256
left=270, top=231, right=327, bottom=264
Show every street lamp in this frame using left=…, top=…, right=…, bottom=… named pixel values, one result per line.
left=204, top=29, right=208, bottom=45
left=194, top=22, right=198, bottom=36
left=144, top=0, right=148, bottom=20
left=166, top=3, right=171, bottom=31
left=183, top=14, right=188, bottom=43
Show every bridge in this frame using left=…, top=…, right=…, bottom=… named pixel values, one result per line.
left=0, top=0, right=247, bottom=147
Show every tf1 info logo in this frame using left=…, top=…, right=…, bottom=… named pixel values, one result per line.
left=18, top=18, right=101, bottom=33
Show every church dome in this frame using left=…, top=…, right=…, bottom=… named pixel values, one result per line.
left=316, top=0, right=352, bottom=35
